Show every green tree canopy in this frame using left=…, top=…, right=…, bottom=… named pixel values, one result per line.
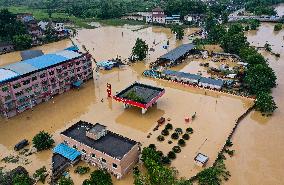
left=244, top=64, right=277, bottom=94
left=32, top=131, right=55, bottom=151
left=255, top=92, right=277, bottom=115
left=171, top=25, right=185, bottom=40
left=12, top=35, right=32, bottom=50
left=57, top=176, right=74, bottom=185
left=131, top=38, right=148, bottom=61
left=83, top=170, right=113, bottom=185
left=12, top=173, right=32, bottom=185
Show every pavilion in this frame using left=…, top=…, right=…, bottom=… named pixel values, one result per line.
left=113, top=82, right=165, bottom=114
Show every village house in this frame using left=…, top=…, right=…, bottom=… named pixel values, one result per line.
left=165, top=15, right=182, bottom=25
left=198, top=77, right=224, bottom=90
left=0, top=48, right=93, bottom=118
left=52, top=121, right=140, bottom=180
left=184, top=14, right=205, bottom=26
left=151, top=7, right=166, bottom=24
left=0, top=42, right=14, bottom=54
left=121, top=13, right=144, bottom=21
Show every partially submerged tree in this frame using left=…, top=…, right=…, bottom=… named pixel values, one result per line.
left=244, top=64, right=277, bottom=94
left=12, top=35, right=32, bottom=50
left=83, top=170, right=113, bottom=185
left=171, top=25, right=185, bottom=40
left=57, top=176, right=74, bottom=185
left=32, top=131, right=55, bottom=151
left=255, top=92, right=277, bottom=115
left=131, top=38, right=149, bottom=61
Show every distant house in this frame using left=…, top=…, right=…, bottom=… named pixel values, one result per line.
left=184, top=14, right=205, bottom=26
left=0, top=42, right=14, bottom=54
left=38, top=21, right=55, bottom=31
left=57, top=121, right=140, bottom=179
left=16, top=13, right=35, bottom=23
left=166, top=15, right=182, bottom=25
left=54, top=23, right=65, bottom=32
left=152, top=7, right=166, bottom=24
left=121, top=13, right=144, bottom=21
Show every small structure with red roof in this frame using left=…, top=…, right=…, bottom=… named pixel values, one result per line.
left=113, top=82, right=165, bottom=114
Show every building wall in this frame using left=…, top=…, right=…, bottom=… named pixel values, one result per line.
left=0, top=53, right=93, bottom=118
left=60, top=134, right=140, bottom=179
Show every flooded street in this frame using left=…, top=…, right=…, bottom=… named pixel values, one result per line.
left=0, top=15, right=282, bottom=185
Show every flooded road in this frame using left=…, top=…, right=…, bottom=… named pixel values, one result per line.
left=0, top=19, right=281, bottom=185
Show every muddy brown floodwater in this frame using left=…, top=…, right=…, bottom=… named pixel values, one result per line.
left=0, top=17, right=282, bottom=185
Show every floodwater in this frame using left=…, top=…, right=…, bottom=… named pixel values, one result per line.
left=224, top=5, right=284, bottom=185
left=0, top=20, right=280, bottom=185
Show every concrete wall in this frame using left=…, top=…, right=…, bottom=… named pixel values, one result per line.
left=60, top=134, right=140, bottom=179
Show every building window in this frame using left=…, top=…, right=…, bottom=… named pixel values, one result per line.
left=49, top=71, right=55, bottom=75
left=73, top=145, right=77, bottom=149
left=2, top=86, right=9, bottom=92
left=112, top=163, right=117, bottom=169
left=92, top=154, right=96, bottom=158
left=101, top=158, right=106, bottom=163
left=13, top=83, right=21, bottom=89
left=82, top=149, right=86, bottom=154
left=32, top=76, right=37, bottom=81
left=40, top=73, right=46, bottom=78
left=23, top=79, right=30, bottom=85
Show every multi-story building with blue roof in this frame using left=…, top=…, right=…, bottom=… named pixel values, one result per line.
left=0, top=48, right=93, bottom=118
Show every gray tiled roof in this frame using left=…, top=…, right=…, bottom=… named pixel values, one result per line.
left=159, top=44, right=195, bottom=62
left=61, top=121, right=137, bottom=160
left=163, top=70, right=201, bottom=81
left=199, top=77, right=223, bottom=86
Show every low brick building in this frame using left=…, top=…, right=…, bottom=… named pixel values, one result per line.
left=60, top=121, right=140, bottom=179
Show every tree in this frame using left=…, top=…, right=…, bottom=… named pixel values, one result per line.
left=171, top=25, right=185, bottom=40
left=274, top=23, right=283, bottom=31
left=84, top=170, right=113, bottom=185
left=264, top=43, right=272, bottom=52
left=196, top=160, right=230, bottom=185
left=244, top=64, right=277, bottom=94
left=57, top=176, right=74, bottom=185
left=32, top=131, right=55, bottom=151
left=207, top=24, right=226, bottom=44
left=12, top=35, right=32, bottom=50
left=220, top=32, right=248, bottom=55
left=131, top=38, right=148, bottom=61
left=33, top=166, right=47, bottom=183
left=12, top=173, right=32, bottom=185
left=44, top=0, right=59, bottom=18
left=255, top=92, right=277, bottom=115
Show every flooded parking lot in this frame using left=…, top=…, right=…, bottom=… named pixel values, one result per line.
left=0, top=16, right=283, bottom=185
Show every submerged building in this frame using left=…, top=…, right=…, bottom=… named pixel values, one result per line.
left=113, top=82, right=165, bottom=114
left=52, top=121, right=140, bottom=180
left=0, top=48, right=93, bottom=118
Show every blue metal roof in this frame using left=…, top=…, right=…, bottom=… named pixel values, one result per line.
left=65, top=45, right=79, bottom=51
left=159, top=44, right=195, bottom=62
left=4, top=62, right=39, bottom=76
left=24, top=54, right=68, bottom=70
left=0, top=50, right=82, bottom=83
left=53, top=143, right=81, bottom=161
left=0, top=69, right=19, bottom=83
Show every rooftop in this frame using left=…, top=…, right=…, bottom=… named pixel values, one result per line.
left=152, top=7, right=164, bottom=12
left=0, top=50, right=83, bottom=84
left=163, top=70, right=201, bottom=81
left=115, top=82, right=165, bottom=104
left=20, top=50, right=44, bottom=60
left=53, top=143, right=81, bottom=161
left=194, top=153, right=209, bottom=164
left=88, top=123, right=106, bottom=134
left=199, top=77, right=224, bottom=87
left=159, top=44, right=195, bottom=62
left=61, top=121, right=137, bottom=160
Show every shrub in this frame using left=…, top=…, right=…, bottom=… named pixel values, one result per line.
left=157, top=135, right=165, bottom=141
left=172, top=146, right=181, bottom=153
left=32, top=131, right=54, bottom=151
left=74, top=166, right=90, bottom=175
left=178, top=139, right=186, bottom=147
left=186, top=127, right=194, bottom=134
left=167, top=151, right=176, bottom=160
left=168, top=140, right=173, bottom=144
left=148, top=144, right=156, bottom=150
left=33, top=166, right=47, bottom=183
left=171, top=133, right=179, bottom=140
left=182, top=134, right=190, bottom=140
left=161, top=129, right=169, bottom=136
left=175, top=128, right=183, bottom=135
left=161, top=156, right=171, bottom=165
left=165, top=123, right=173, bottom=130
left=157, top=150, right=164, bottom=157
